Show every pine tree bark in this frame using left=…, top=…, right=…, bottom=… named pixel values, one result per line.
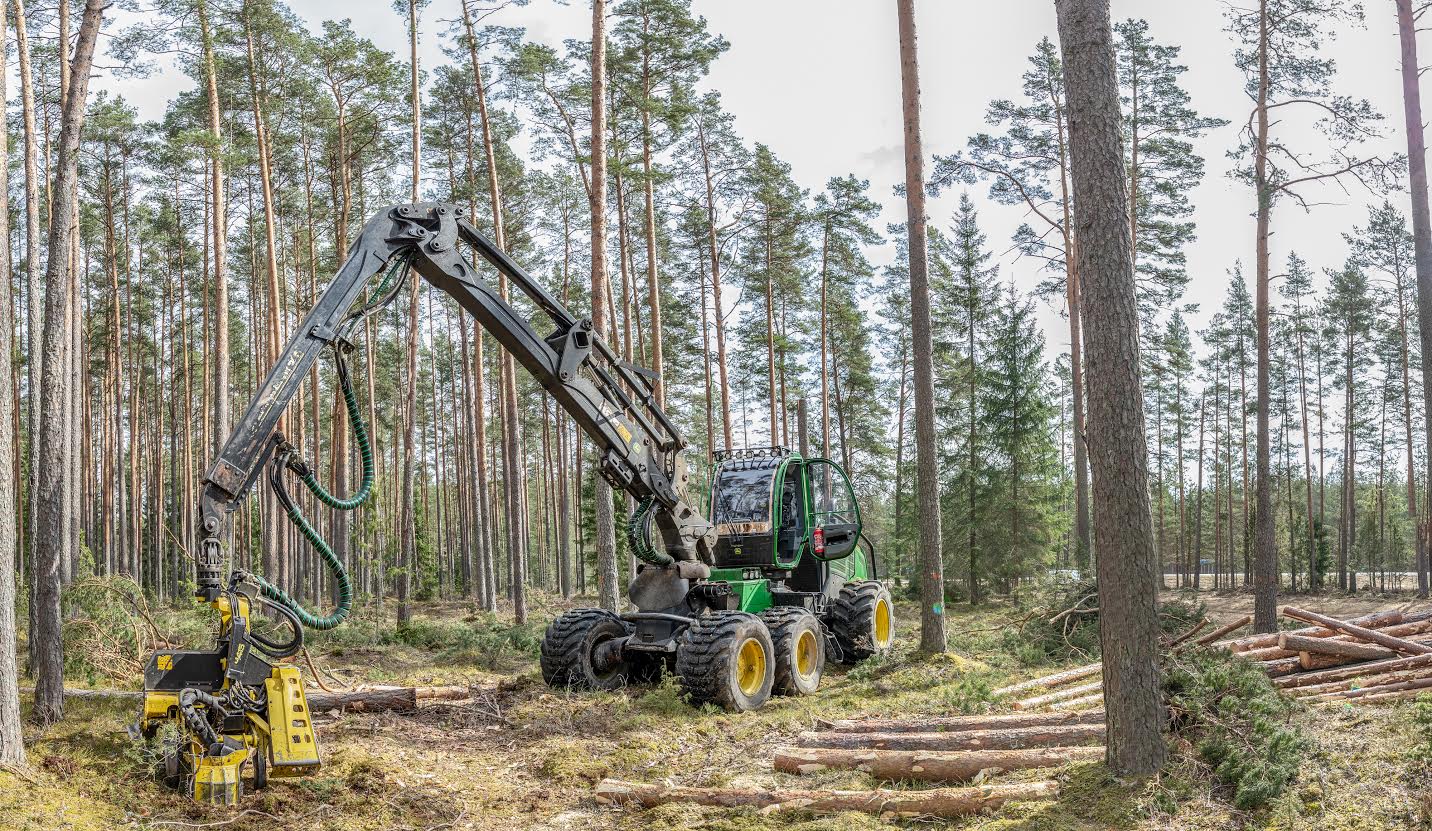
left=1054, top=0, right=1166, bottom=778
left=33, top=0, right=104, bottom=727
left=896, top=0, right=946, bottom=654
left=1249, top=0, right=1278, bottom=628
left=1398, top=0, right=1432, bottom=599
left=591, top=0, right=620, bottom=612
left=397, top=0, right=422, bottom=627
left=0, top=0, right=23, bottom=765
left=14, top=0, right=39, bottom=592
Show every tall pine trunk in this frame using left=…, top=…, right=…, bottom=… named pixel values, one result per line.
left=1055, top=0, right=1166, bottom=778
left=895, top=0, right=946, bottom=653
left=1398, top=0, right=1432, bottom=598
left=591, top=0, right=620, bottom=612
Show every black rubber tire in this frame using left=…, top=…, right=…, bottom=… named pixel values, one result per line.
left=760, top=607, right=824, bottom=696
left=828, top=581, right=895, bottom=663
left=676, top=611, right=775, bottom=711
left=540, top=608, right=631, bottom=691
left=251, top=744, right=268, bottom=790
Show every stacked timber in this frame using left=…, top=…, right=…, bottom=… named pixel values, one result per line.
left=991, top=605, right=1432, bottom=710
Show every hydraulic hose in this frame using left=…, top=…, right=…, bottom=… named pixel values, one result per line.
left=626, top=496, right=674, bottom=567
left=254, top=449, right=353, bottom=631
left=295, top=351, right=373, bottom=511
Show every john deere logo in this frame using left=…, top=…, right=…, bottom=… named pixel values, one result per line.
left=732, top=546, right=743, bottom=559
left=157, top=655, right=174, bottom=671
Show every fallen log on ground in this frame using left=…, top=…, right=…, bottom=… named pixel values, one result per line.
left=1166, top=618, right=1209, bottom=647
left=1313, top=675, right=1432, bottom=702
left=796, top=723, right=1106, bottom=752
left=33, top=684, right=473, bottom=714
left=818, top=709, right=1106, bottom=734
left=1194, top=615, right=1252, bottom=647
left=773, top=746, right=1103, bottom=782
left=1274, top=653, right=1432, bottom=689
left=1282, top=607, right=1432, bottom=655
left=1050, top=693, right=1104, bottom=710
left=1260, top=648, right=1398, bottom=677
left=990, top=663, right=1101, bottom=698
left=1279, top=633, right=1396, bottom=661
left=1323, top=682, right=1432, bottom=705
left=1225, top=610, right=1403, bottom=653
left=1290, top=667, right=1432, bottom=699
left=1243, top=622, right=1432, bottom=662
left=1013, top=680, right=1103, bottom=710
left=594, top=778, right=1059, bottom=818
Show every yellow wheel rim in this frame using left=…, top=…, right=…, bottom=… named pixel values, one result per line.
left=736, top=637, right=767, bottom=697
left=874, top=598, right=892, bottom=647
left=795, top=630, right=819, bottom=678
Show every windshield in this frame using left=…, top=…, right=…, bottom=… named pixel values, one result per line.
left=712, top=465, right=776, bottom=534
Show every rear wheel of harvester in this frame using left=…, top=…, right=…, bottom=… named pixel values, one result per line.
left=540, top=608, right=631, bottom=690
left=829, top=581, right=894, bottom=663
left=676, top=611, right=775, bottom=711
left=760, top=607, right=824, bottom=696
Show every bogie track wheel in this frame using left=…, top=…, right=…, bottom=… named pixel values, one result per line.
left=676, top=611, right=775, bottom=711
left=759, top=607, right=825, bottom=696
left=828, top=581, right=895, bottom=663
left=540, top=608, right=632, bottom=691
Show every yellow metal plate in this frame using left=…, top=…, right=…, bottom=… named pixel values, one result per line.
left=264, top=666, right=320, bottom=773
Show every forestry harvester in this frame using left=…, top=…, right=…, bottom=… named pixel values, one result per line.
left=134, top=203, right=891, bottom=805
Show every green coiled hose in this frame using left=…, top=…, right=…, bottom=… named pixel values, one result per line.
left=254, top=478, right=353, bottom=631
left=297, top=354, right=373, bottom=511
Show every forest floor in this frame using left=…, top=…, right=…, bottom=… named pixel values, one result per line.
left=4, top=587, right=1432, bottom=830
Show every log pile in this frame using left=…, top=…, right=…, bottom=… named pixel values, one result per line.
left=989, top=605, right=1432, bottom=710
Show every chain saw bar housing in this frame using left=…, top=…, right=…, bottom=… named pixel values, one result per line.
left=197, top=202, right=717, bottom=599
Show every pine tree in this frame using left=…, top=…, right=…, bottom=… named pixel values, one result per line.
left=1325, top=261, right=1376, bottom=590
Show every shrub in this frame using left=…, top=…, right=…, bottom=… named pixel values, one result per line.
left=1164, top=649, right=1308, bottom=810
left=1009, top=577, right=1206, bottom=664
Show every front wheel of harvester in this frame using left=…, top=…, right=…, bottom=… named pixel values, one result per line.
left=541, top=608, right=631, bottom=691
left=676, top=612, right=775, bottom=711
left=759, top=607, right=824, bottom=696
left=829, top=581, right=895, bottom=663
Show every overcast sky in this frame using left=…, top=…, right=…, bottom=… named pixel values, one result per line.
left=104, top=0, right=1414, bottom=362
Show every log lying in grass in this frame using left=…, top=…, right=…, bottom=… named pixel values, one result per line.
left=1261, top=648, right=1399, bottom=677
left=1324, top=682, right=1432, bottom=705
left=990, top=663, right=1102, bottom=699
left=1049, top=693, right=1104, bottom=710
left=1166, top=618, right=1209, bottom=647
left=1194, top=615, right=1252, bottom=647
left=1224, top=610, right=1403, bottom=653
left=594, top=778, right=1059, bottom=818
left=1313, top=675, right=1432, bottom=702
left=818, top=709, right=1106, bottom=734
left=773, top=746, right=1103, bottom=783
left=1279, top=633, right=1396, bottom=661
left=1290, top=667, right=1432, bottom=699
left=1013, top=680, right=1103, bottom=710
left=1273, top=653, right=1432, bottom=690
left=37, top=684, right=473, bottom=714
left=796, top=723, right=1106, bottom=752
left=1282, top=607, right=1432, bottom=655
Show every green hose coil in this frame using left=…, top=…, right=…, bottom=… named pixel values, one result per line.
left=626, top=496, right=674, bottom=567
left=298, top=355, right=373, bottom=511
left=253, top=490, right=353, bottom=631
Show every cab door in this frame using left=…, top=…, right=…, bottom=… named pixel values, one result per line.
left=804, top=459, right=861, bottom=560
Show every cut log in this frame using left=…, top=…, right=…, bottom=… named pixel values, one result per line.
left=796, top=723, right=1106, bottom=752
left=1225, top=610, right=1403, bottom=652
left=818, top=709, right=1106, bottom=734
left=1325, top=682, right=1432, bottom=705
left=594, top=778, right=1059, bottom=818
left=1194, top=615, right=1252, bottom=646
left=1281, top=607, right=1432, bottom=655
left=32, top=685, right=471, bottom=714
left=1274, top=653, right=1432, bottom=689
left=773, top=746, right=1103, bottom=782
left=1167, top=618, right=1209, bottom=647
left=1013, top=680, right=1103, bottom=710
left=990, top=663, right=1101, bottom=698
left=1279, top=633, right=1395, bottom=661
left=1049, top=693, right=1103, bottom=710
left=1313, top=675, right=1432, bottom=702
left=1299, top=648, right=1395, bottom=671
left=1289, top=667, right=1432, bottom=698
